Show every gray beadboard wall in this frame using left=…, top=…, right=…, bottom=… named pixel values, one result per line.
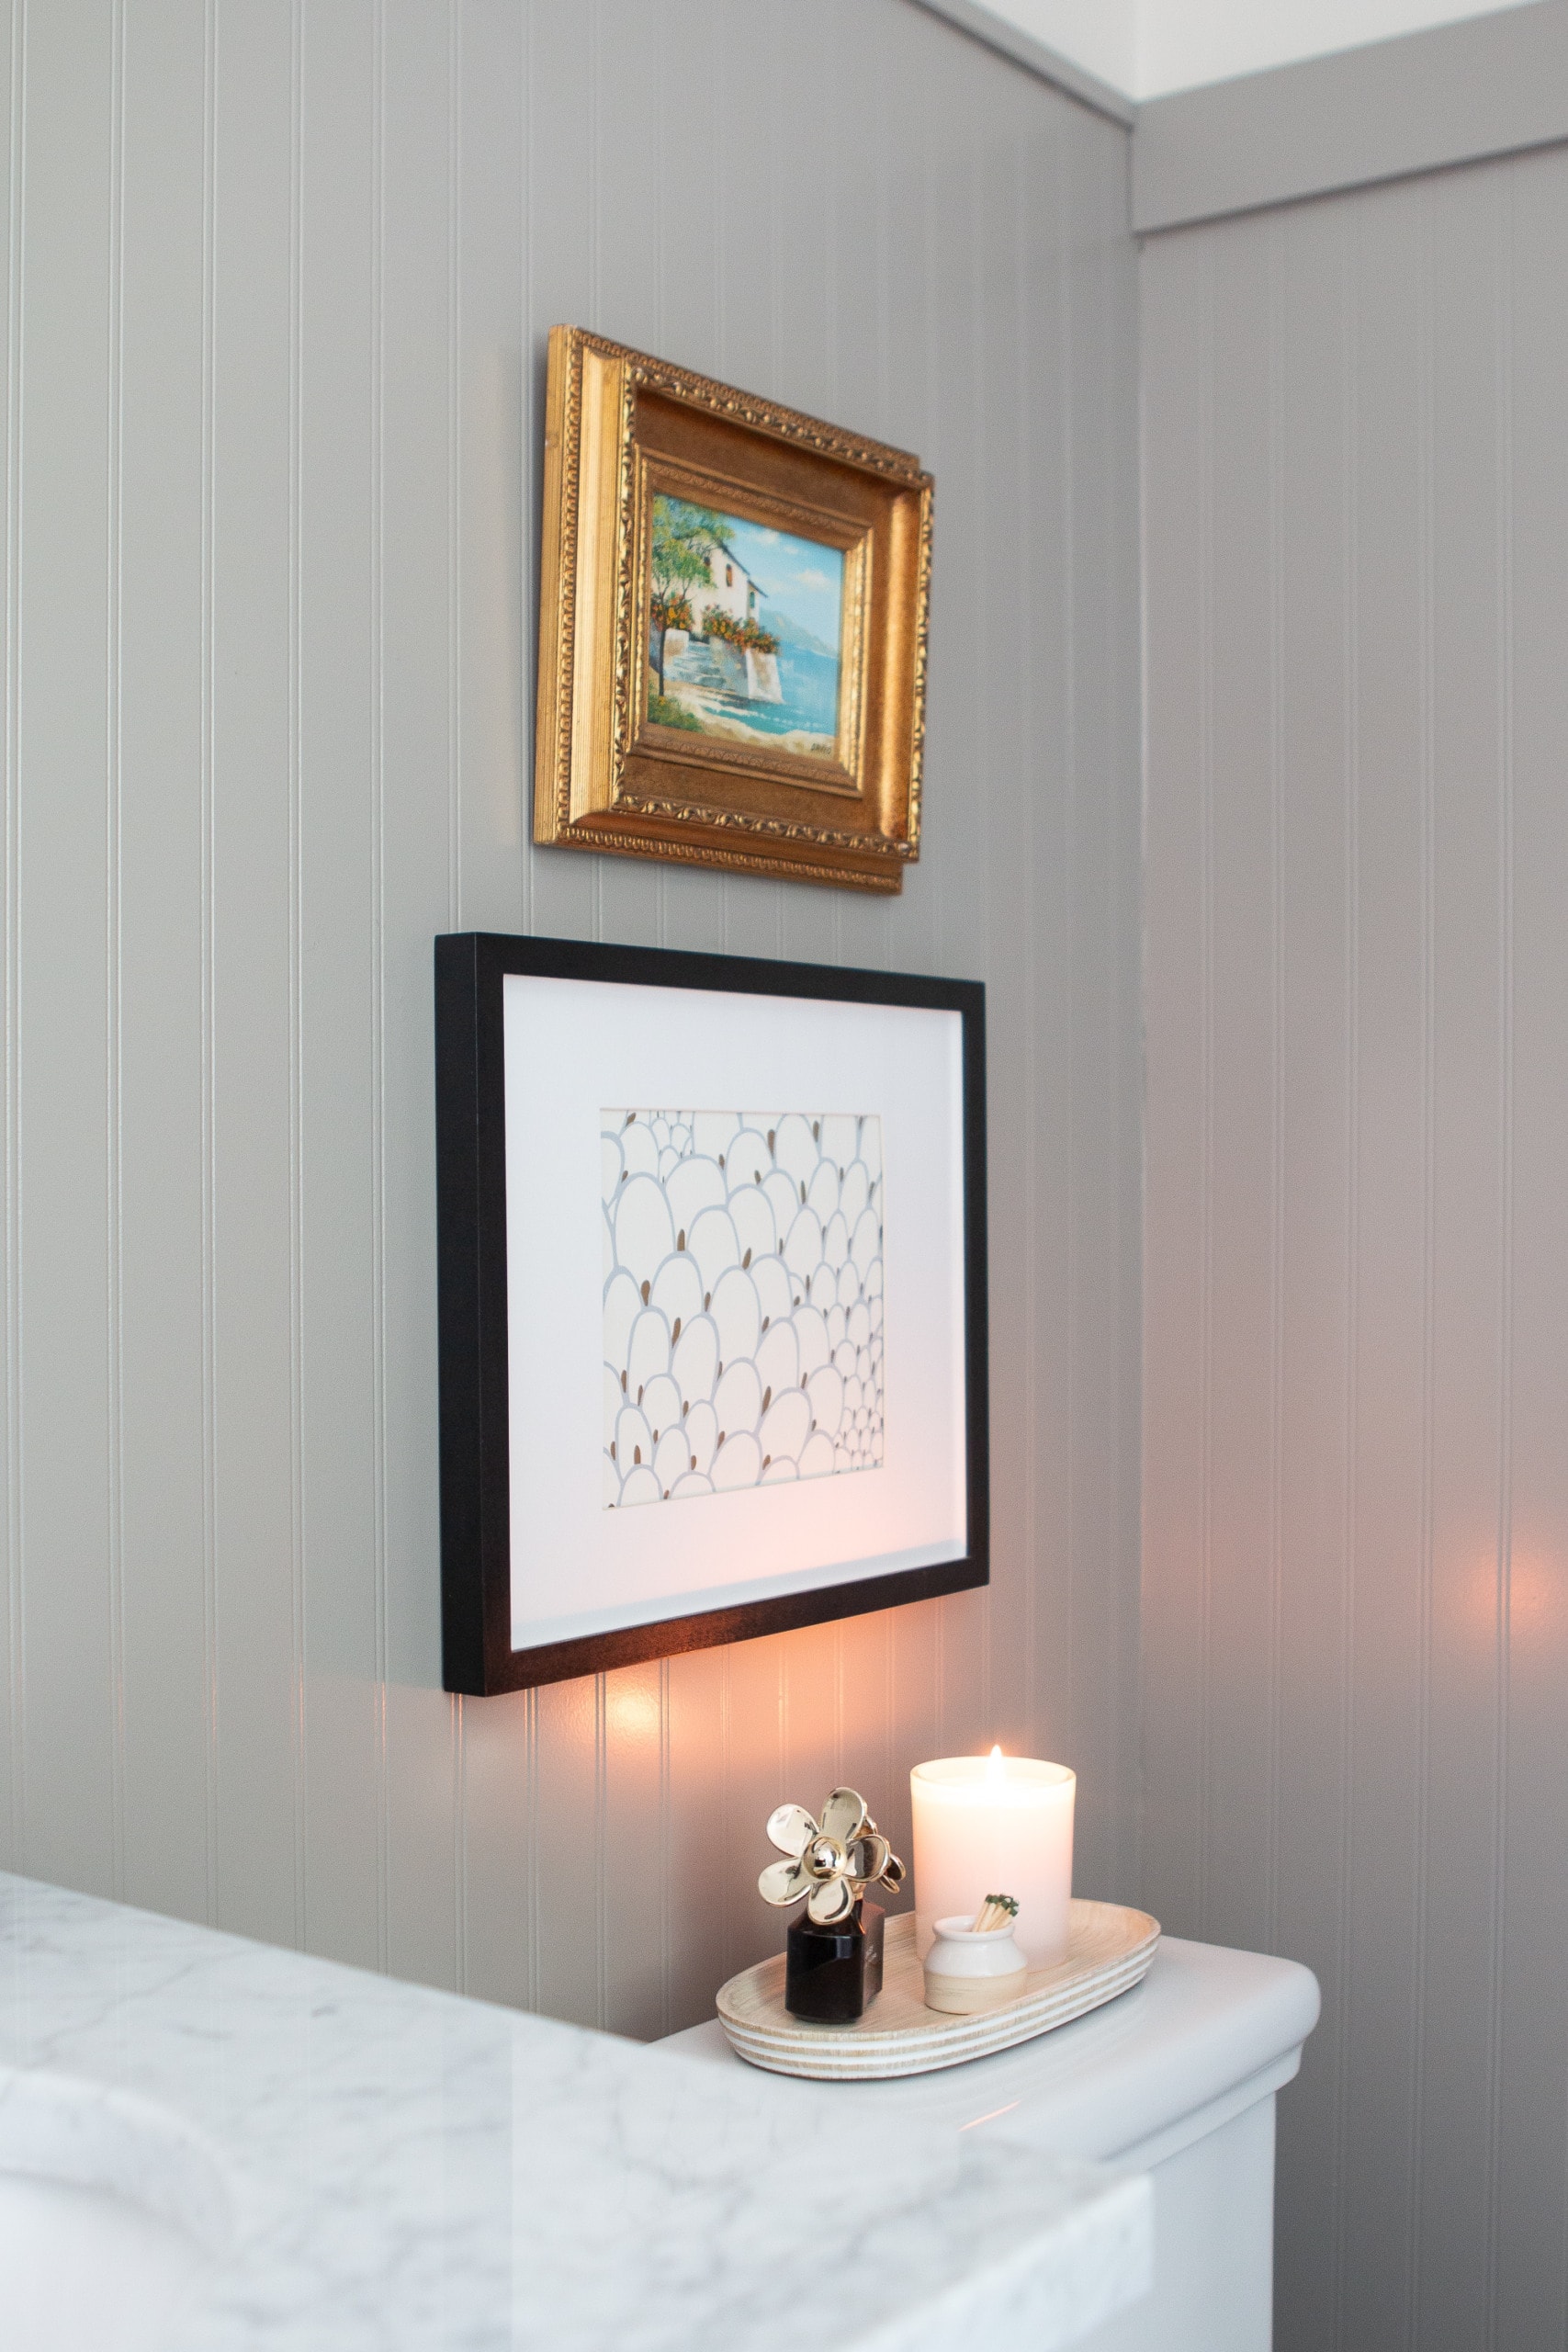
left=1142, top=146, right=1568, bottom=2352
left=0, top=0, right=1142, bottom=2035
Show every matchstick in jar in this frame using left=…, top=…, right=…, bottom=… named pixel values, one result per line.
left=970, top=1893, right=1021, bottom=1934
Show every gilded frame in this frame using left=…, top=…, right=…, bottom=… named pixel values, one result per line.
left=534, top=326, right=934, bottom=895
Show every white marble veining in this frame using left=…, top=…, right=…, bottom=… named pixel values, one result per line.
left=0, top=1873, right=1150, bottom=2351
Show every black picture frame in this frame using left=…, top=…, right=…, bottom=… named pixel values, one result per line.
left=435, top=933, right=988, bottom=1696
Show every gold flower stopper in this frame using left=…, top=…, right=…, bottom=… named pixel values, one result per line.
left=757, top=1787, right=907, bottom=1928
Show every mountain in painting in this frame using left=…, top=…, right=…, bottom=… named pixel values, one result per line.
left=766, top=606, right=837, bottom=658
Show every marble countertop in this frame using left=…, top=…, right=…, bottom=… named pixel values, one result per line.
left=0, top=1871, right=1150, bottom=2352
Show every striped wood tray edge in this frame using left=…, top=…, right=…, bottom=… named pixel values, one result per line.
left=716, top=1899, right=1160, bottom=2081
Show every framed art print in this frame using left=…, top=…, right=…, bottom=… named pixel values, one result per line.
left=533, top=326, right=933, bottom=894
left=435, top=933, right=987, bottom=1695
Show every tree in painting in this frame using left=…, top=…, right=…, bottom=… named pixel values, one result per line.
left=650, top=498, right=732, bottom=695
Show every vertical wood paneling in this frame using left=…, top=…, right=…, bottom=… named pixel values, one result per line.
left=208, top=0, right=300, bottom=1950
left=17, top=0, right=117, bottom=1898
left=1272, top=191, right=1356, bottom=2352
left=299, top=0, right=380, bottom=1974
left=1495, top=149, right=1568, bottom=2352
left=1, top=0, right=21, bottom=1860
left=1069, top=103, right=1141, bottom=1899
left=0, top=0, right=1141, bottom=2078
left=1416, top=164, right=1508, bottom=2352
left=1202, top=212, right=1276, bottom=1961
left=117, top=0, right=209, bottom=1928
left=1344, top=184, right=1429, bottom=2352
left=1141, top=223, right=1211, bottom=1936
left=379, top=0, right=462, bottom=1998
left=1144, top=141, right=1568, bottom=2352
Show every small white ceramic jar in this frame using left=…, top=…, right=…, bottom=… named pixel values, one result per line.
left=922, top=1914, right=1030, bottom=2015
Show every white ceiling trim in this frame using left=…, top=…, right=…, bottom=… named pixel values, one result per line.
left=903, top=0, right=1134, bottom=123
left=919, top=0, right=1545, bottom=102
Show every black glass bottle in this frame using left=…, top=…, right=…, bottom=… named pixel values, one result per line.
left=784, top=1904, right=866, bottom=2023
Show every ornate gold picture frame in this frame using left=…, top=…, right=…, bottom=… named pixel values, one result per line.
left=534, top=327, right=933, bottom=894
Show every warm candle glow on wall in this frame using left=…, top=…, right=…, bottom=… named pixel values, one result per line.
left=910, top=1750, right=1076, bottom=1966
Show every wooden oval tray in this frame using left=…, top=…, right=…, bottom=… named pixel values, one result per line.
left=716, top=1901, right=1160, bottom=2081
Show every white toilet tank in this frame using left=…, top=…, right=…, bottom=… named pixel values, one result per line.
left=659, top=1934, right=1319, bottom=2351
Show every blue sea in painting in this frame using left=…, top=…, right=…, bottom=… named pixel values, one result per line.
left=658, top=635, right=840, bottom=746
left=749, top=645, right=840, bottom=740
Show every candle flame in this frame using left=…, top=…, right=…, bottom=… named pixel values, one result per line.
left=987, top=1744, right=1004, bottom=1781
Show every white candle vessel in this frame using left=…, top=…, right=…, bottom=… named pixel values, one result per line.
left=922, top=1913, right=1030, bottom=2015
left=910, top=1749, right=1077, bottom=1966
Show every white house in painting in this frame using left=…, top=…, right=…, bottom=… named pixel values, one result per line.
left=695, top=545, right=767, bottom=631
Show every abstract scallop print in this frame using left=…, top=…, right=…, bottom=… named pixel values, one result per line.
left=602, top=1111, right=885, bottom=1507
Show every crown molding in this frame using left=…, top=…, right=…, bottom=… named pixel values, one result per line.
left=1135, top=1, right=1568, bottom=232
left=903, top=0, right=1136, bottom=128
left=898, top=2, right=1568, bottom=236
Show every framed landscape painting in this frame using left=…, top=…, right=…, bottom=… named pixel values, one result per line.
left=435, top=933, right=987, bottom=1696
left=534, top=327, right=933, bottom=894
left=647, top=493, right=852, bottom=763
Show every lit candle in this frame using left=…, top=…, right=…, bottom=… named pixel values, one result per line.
left=909, top=1748, right=1076, bottom=1967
